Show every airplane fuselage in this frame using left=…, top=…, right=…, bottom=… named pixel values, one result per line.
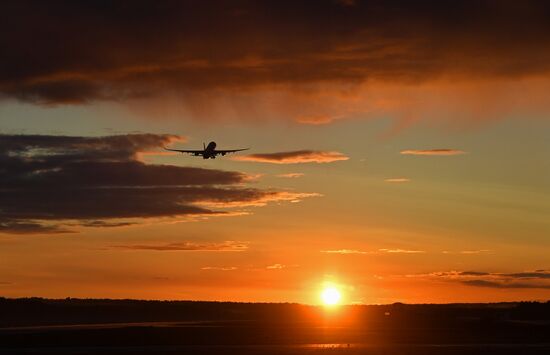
left=164, top=141, right=248, bottom=159
left=203, top=141, right=217, bottom=159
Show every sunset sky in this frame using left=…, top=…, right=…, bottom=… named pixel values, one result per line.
left=1, top=0, right=549, bottom=304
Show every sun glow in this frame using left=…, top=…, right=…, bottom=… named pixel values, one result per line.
left=321, top=287, right=341, bottom=306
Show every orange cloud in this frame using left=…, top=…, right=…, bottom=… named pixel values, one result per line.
left=110, top=241, right=248, bottom=252
left=320, top=249, right=372, bottom=255
left=201, top=266, right=238, bottom=271
left=384, top=178, right=411, bottom=183
left=295, top=115, right=340, bottom=125
left=234, top=151, right=349, bottom=164
left=400, top=149, right=466, bottom=156
left=379, top=248, right=425, bottom=254
left=276, top=173, right=305, bottom=178
left=266, top=264, right=285, bottom=270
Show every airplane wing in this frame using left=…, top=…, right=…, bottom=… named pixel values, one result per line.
left=164, top=147, right=204, bottom=156
left=214, top=148, right=249, bottom=156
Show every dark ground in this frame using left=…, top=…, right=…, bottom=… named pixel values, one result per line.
left=1, top=298, right=549, bottom=354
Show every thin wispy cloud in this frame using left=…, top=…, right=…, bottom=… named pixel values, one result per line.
left=442, top=250, right=492, bottom=255
left=276, top=173, right=305, bottom=178
left=233, top=150, right=349, bottom=164
left=266, top=264, right=285, bottom=269
left=321, top=249, right=373, bottom=255
left=384, top=178, right=411, bottom=183
left=296, top=115, right=340, bottom=125
left=400, top=149, right=466, bottom=156
left=110, top=241, right=249, bottom=252
left=321, top=248, right=425, bottom=255
left=201, top=266, right=238, bottom=271
left=379, top=248, right=425, bottom=254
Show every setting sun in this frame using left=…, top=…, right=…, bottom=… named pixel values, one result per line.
left=321, top=287, right=341, bottom=306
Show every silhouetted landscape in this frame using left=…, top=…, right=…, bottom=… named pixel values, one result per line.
left=1, top=298, right=549, bottom=354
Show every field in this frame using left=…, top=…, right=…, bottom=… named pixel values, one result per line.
left=1, top=298, right=549, bottom=354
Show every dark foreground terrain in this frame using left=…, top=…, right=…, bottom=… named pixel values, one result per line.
left=1, top=298, right=549, bottom=354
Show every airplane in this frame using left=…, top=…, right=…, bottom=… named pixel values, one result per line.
left=164, top=141, right=249, bottom=159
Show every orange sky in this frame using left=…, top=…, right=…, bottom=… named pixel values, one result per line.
left=1, top=0, right=549, bottom=304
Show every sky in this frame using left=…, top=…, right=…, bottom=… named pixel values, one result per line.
left=1, top=0, right=549, bottom=304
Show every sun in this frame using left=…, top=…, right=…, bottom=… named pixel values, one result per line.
left=321, top=287, right=341, bottom=306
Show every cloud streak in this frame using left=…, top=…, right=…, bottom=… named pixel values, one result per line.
left=410, top=269, right=550, bottom=289
left=111, top=241, right=248, bottom=252
left=234, top=150, right=349, bottom=164
left=321, top=249, right=372, bottom=255
left=384, top=178, right=411, bottom=183
left=321, top=248, right=425, bottom=255
left=276, top=173, right=305, bottom=178
left=201, top=266, right=238, bottom=271
left=400, top=149, right=466, bottom=156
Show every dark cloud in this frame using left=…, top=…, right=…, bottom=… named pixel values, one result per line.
left=502, top=272, right=550, bottom=279
left=461, top=280, right=550, bottom=289
left=234, top=150, right=349, bottom=164
left=111, top=240, right=248, bottom=251
left=459, top=271, right=490, bottom=276
left=3, top=1, right=550, bottom=104
left=0, top=134, right=317, bottom=234
left=418, top=269, right=550, bottom=290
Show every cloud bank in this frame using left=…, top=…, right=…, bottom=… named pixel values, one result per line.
left=3, top=1, right=550, bottom=104
left=0, top=134, right=317, bottom=234
left=4, top=1, right=550, bottom=126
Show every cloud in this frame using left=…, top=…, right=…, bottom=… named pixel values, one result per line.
left=266, top=264, right=285, bottom=269
left=4, top=1, right=550, bottom=105
left=295, top=115, right=340, bottom=125
left=276, top=173, right=305, bottom=178
left=4, top=2, right=550, bottom=129
left=442, top=250, right=492, bottom=254
left=384, top=178, right=410, bottom=183
left=234, top=150, right=349, bottom=164
left=412, top=269, right=550, bottom=289
left=321, top=249, right=372, bottom=255
left=400, top=149, right=466, bottom=156
left=461, top=280, right=550, bottom=289
left=0, top=134, right=318, bottom=234
left=111, top=241, right=248, bottom=252
left=321, top=248, right=425, bottom=255
left=379, top=248, right=425, bottom=254
left=201, top=266, right=238, bottom=271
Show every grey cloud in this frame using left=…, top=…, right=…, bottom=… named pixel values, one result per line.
left=5, top=1, right=550, bottom=105
left=0, top=134, right=317, bottom=234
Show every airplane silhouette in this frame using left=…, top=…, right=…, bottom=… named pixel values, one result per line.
left=165, top=141, right=249, bottom=159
